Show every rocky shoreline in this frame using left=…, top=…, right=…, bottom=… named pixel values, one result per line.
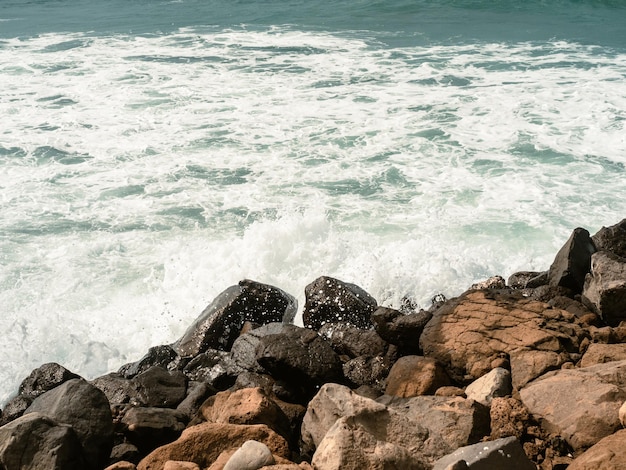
left=2, top=219, right=626, bottom=469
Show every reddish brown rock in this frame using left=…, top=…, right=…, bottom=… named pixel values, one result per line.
left=580, top=343, right=626, bottom=367
left=137, top=423, right=289, bottom=470
left=385, top=355, right=451, bottom=397
left=567, top=429, right=626, bottom=470
left=420, top=290, right=586, bottom=388
left=489, top=397, right=531, bottom=440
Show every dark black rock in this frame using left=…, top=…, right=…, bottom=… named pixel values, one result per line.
left=508, top=271, right=548, bottom=289
left=303, top=276, right=377, bottom=330
left=548, top=227, right=596, bottom=293
left=0, top=412, right=86, bottom=470
left=592, top=218, right=626, bottom=259
left=119, top=345, right=185, bottom=379
left=0, top=394, right=32, bottom=426
left=121, top=407, right=187, bottom=454
left=173, top=279, right=297, bottom=356
left=176, top=381, right=215, bottom=420
left=133, top=366, right=187, bottom=408
left=255, top=324, right=343, bottom=401
left=318, top=322, right=388, bottom=359
left=233, top=371, right=276, bottom=395
left=18, top=362, right=80, bottom=399
left=109, top=442, right=140, bottom=466
left=342, top=355, right=392, bottom=392
left=371, top=306, right=432, bottom=355
left=91, top=373, right=142, bottom=406
left=25, top=378, right=113, bottom=470
left=230, top=322, right=286, bottom=373
left=182, top=350, right=239, bottom=390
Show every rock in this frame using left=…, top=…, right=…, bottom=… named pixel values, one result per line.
left=370, top=306, right=432, bottom=355
left=122, top=407, right=188, bottom=453
left=489, top=397, right=531, bottom=440
left=432, top=436, right=535, bottom=470
left=110, top=443, right=141, bottom=465
left=255, top=324, right=343, bottom=400
left=92, top=373, right=142, bottom=406
left=470, top=275, right=506, bottom=290
left=507, top=271, right=546, bottom=289
left=176, top=382, right=215, bottom=420
left=163, top=461, right=200, bottom=470
left=120, top=345, right=184, bottom=379
left=199, top=388, right=291, bottom=441
left=105, top=462, right=137, bottom=470
left=0, top=412, right=86, bottom=469
left=25, top=378, right=113, bottom=470
left=342, top=354, right=391, bottom=392
left=519, top=359, right=626, bottom=451
left=582, top=251, right=626, bottom=326
left=385, top=355, right=452, bottom=397
left=18, top=362, right=80, bottom=399
left=318, top=322, right=388, bottom=358
left=182, top=349, right=239, bottom=390
left=0, top=394, right=32, bottom=425
left=568, top=429, right=626, bottom=470
left=223, top=440, right=275, bottom=470
left=548, top=227, right=596, bottom=292
left=620, top=400, right=626, bottom=427
left=420, top=289, right=586, bottom=388
left=592, top=218, right=626, bottom=258
left=580, top=343, right=626, bottom=367
left=174, top=280, right=297, bottom=356
left=435, top=386, right=466, bottom=398
left=230, top=323, right=286, bottom=373
left=134, top=366, right=187, bottom=408
left=302, top=276, right=377, bottom=330
left=464, top=368, right=512, bottom=407
left=311, top=415, right=429, bottom=470
left=137, top=423, right=290, bottom=470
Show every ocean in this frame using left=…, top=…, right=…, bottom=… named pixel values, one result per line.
left=1, top=0, right=625, bottom=404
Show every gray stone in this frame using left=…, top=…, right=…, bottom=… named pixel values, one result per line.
left=582, top=251, right=626, bottom=326
left=464, top=368, right=512, bottom=407
left=122, top=407, right=187, bottom=453
left=18, top=362, right=80, bottom=399
left=0, top=412, right=86, bottom=470
left=592, top=218, right=626, bottom=258
left=223, top=440, right=275, bottom=470
left=174, top=280, right=297, bottom=356
left=134, top=366, right=187, bottom=408
left=303, top=276, right=377, bottom=330
left=508, top=271, right=546, bottom=289
left=182, top=349, right=238, bottom=390
left=432, top=436, right=535, bottom=470
left=548, top=227, right=596, bottom=292
left=230, top=323, right=286, bottom=373
left=318, top=321, right=388, bottom=358
left=0, top=394, right=32, bottom=426
left=119, top=345, right=183, bottom=379
left=25, top=379, right=113, bottom=470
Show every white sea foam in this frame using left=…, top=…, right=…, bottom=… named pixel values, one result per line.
left=1, top=27, right=625, bottom=404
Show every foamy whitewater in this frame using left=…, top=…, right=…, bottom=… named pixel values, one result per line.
left=1, top=0, right=626, bottom=404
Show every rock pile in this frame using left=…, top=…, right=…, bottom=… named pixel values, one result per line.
left=3, top=219, right=626, bottom=469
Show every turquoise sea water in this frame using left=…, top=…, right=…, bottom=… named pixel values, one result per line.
left=1, top=0, right=625, bottom=404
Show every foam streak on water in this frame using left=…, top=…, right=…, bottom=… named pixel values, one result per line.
left=1, top=27, right=625, bottom=403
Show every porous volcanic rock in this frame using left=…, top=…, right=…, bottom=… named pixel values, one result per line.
left=592, top=218, right=626, bottom=258
left=174, top=280, right=297, bottom=356
left=420, top=289, right=586, bottom=388
left=302, top=276, right=377, bottom=330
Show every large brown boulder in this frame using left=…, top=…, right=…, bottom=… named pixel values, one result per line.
left=519, top=360, right=626, bottom=451
left=25, top=378, right=113, bottom=470
left=420, top=289, right=587, bottom=388
left=582, top=251, right=626, bottom=326
left=137, top=423, right=289, bottom=470
left=174, top=280, right=297, bottom=356
left=384, top=355, right=452, bottom=397
left=579, top=343, right=626, bottom=367
left=568, top=428, right=626, bottom=470
left=0, top=412, right=86, bottom=469
left=302, top=277, right=377, bottom=330
left=548, top=227, right=596, bottom=292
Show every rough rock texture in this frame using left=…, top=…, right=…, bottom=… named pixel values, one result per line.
left=18, top=362, right=80, bottom=399
left=105, top=462, right=138, bottom=470
left=175, top=382, right=214, bottom=420
left=134, top=367, right=188, bottom=408
left=432, top=436, right=535, bottom=470
left=137, top=423, right=290, bottom=470
left=119, top=345, right=183, bottom=379
left=302, top=276, right=377, bottom=330
left=384, top=355, right=452, bottom=397
left=470, top=275, right=506, bottom=290
left=255, top=325, right=343, bottom=400
left=25, top=378, right=113, bottom=470
left=519, top=359, right=626, bottom=451
left=579, top=342, right=626, bottom=367
left=508, top=271, right=546, bottom=289
left=0, top=412, right=86, bottom=470
left=199, top=387, right=291, bottom=441
left=342, top=354, right=392, bottom=392
left=592, top=218, right=626, bottom=259
left=182, top=349, right=239, bottom=390
left=0, top=395, right=32, bottom=426
left=489, top=397, right=531, bottom=440
left=567, top=429, right=626, bottom=470
left=420, top=289, right=586, bottom=388
left=230, top=323, right=286, bottom=374
left=370, top=306, right=432, bottom=355
left=174, top=280, right=297, bottom=356
left=582, top=251, right=626, bottom=326
left=548, top=227, right=596, bottom=292
left=122, top=407, right=188, bottom=453
left=464, top=368, right=512, bottom=407
left=92, top=372, right=143, bottom=406
left=318, top=322, right=388, bottom=358
left=223, top=440, right=275, bottom=470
